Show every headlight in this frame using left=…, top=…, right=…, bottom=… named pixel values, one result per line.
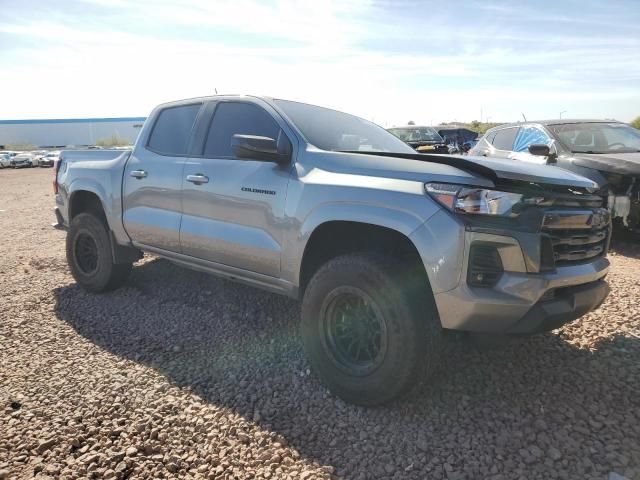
left=425, top=182, right=538, bottom=217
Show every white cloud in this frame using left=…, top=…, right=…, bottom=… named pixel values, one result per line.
left=1, top=0, right=639, bottom=123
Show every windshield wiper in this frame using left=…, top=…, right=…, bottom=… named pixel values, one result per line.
left=573, top=149, right=640, bottom=154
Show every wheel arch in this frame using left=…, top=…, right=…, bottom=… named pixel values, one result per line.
left=68, top=186, right=141, bottom=265
left=69, top=189, right=108, bottom=224
left=297, top=219, right=436, bottom=316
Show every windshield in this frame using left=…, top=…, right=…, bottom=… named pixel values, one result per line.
left=388, top=127, right=443, bottom=143
left=274, top=100, right=415, bottom=154
left=548, top=122, right=640, bottom=154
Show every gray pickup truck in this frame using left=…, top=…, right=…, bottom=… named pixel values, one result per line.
left=54, top=95, right=611, bottom=405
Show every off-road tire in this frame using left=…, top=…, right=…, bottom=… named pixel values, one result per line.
left=301, top=253, right=442, bottom=405
left=66, top=213, right=132, bottom=292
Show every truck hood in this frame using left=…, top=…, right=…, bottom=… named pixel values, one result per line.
left=335, top=151, right=597, bottom=189
left=464, top=155, right=596, bottom=188
left=570, top=152, right=640, bottom=176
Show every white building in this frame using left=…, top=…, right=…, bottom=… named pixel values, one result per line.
left=0, top=117, right=147, bottom=148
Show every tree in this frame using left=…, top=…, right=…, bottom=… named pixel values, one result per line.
left=631, top=117, right=640, bottom=130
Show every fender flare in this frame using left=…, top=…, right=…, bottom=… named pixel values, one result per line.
left=67, top=181, right=140, bottom=264
left=285, top=201, right=429, bottom=287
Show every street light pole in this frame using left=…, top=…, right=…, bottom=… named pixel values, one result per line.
left=559, top=110, right=567, bottom=119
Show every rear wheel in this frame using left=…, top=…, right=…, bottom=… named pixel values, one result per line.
left=66, top=213, right=132, bottom=292
left=301, top=253, right=442, bottom=405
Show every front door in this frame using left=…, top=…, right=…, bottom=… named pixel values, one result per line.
left=123, top=102, right=203, bottom=252
left=508, top=125, right=553, bottom=164
left=180, top=100, right=292, bottom=277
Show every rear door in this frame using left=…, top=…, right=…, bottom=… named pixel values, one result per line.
left=488, top=127, right=519, bottom=158
left=122, top=102, right=203, bottom=252
left=180, top=100, right=293, bottom=277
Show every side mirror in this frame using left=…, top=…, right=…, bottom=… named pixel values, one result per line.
left=231, top=132, right=291, bottom=164
left=528, top=144, right=550, bottom=157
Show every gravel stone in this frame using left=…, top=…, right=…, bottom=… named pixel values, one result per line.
left=35, top=438, right=56, bottom=454
left=1, top=168, right=639, bottom=480
left=548, top=447, right=562, bottom=461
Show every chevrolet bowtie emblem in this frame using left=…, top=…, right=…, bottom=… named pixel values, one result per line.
left=589, top=209, right=609, bottom=228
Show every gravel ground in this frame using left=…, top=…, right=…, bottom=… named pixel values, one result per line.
left=1, top=167, right=639, bottom=480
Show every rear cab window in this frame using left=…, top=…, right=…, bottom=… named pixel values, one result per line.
left=147, top=103, right=202, bottom=155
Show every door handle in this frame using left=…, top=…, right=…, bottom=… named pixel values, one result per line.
left=186, top=174, right=209, bottom=184
left=130, top=170, right=147, bottom=179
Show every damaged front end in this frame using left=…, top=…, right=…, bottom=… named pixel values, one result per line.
left=604, top=173, right=640, bottom=232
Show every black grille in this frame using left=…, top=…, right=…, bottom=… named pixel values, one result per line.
left=547, top=228, right=608, bottom=265
left=542, top=207, right=609, bottom=267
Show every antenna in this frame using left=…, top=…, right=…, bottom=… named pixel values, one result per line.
left=521, top=113, right=527, bottom=122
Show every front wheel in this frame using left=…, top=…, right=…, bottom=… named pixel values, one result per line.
left=301, top=253, right=442, bottom=405
left=66, top=213, right=132, bottom=292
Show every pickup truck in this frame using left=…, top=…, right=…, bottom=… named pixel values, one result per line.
left=54, top=95, right=611, bottom=405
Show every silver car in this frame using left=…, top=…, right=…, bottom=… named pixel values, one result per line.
left=0, top=153, right=11, bottom=168
left=39, top=151, right=60, bottom=167
left=10, top=153, right=35, bottom=168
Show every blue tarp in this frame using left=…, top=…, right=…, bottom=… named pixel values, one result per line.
left=513, top=126, right=551, bottom=152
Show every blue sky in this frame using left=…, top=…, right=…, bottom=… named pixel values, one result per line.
left=1, top=0, right=639, bottom=125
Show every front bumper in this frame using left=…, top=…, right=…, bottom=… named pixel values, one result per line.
left=507, top=279, right=609, bottom=334
left=411, top=211, right=610, bottom=334
left=433, top=256, right=610, bottom=334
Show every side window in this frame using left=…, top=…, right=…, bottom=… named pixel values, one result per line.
left=147, top=104, right=201, bottom=155
left=513, top=126, right=551, bottom=152
left=204, top=102, right=281, bottom=157
left=491, top=127, right=519, bottom=151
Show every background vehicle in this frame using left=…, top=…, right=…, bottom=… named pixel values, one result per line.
left=10, top=153, right=35, bottom=168
left=54, top=96, right=610, bottom=405
left=470, top=120, right=640, bottom=233
left=29, top=150, right=47, bottom=167
left=0, top=153, right=10, bottom=168
left=0, top=151, right=20, bottom=160
left=436, top=126, right=479, bottom=154
left=387, top=126, right=449, bottom=153
left=39, top=151, right=60, bottom=167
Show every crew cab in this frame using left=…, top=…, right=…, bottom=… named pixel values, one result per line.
left=54, top=96, right=611, bottom=405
